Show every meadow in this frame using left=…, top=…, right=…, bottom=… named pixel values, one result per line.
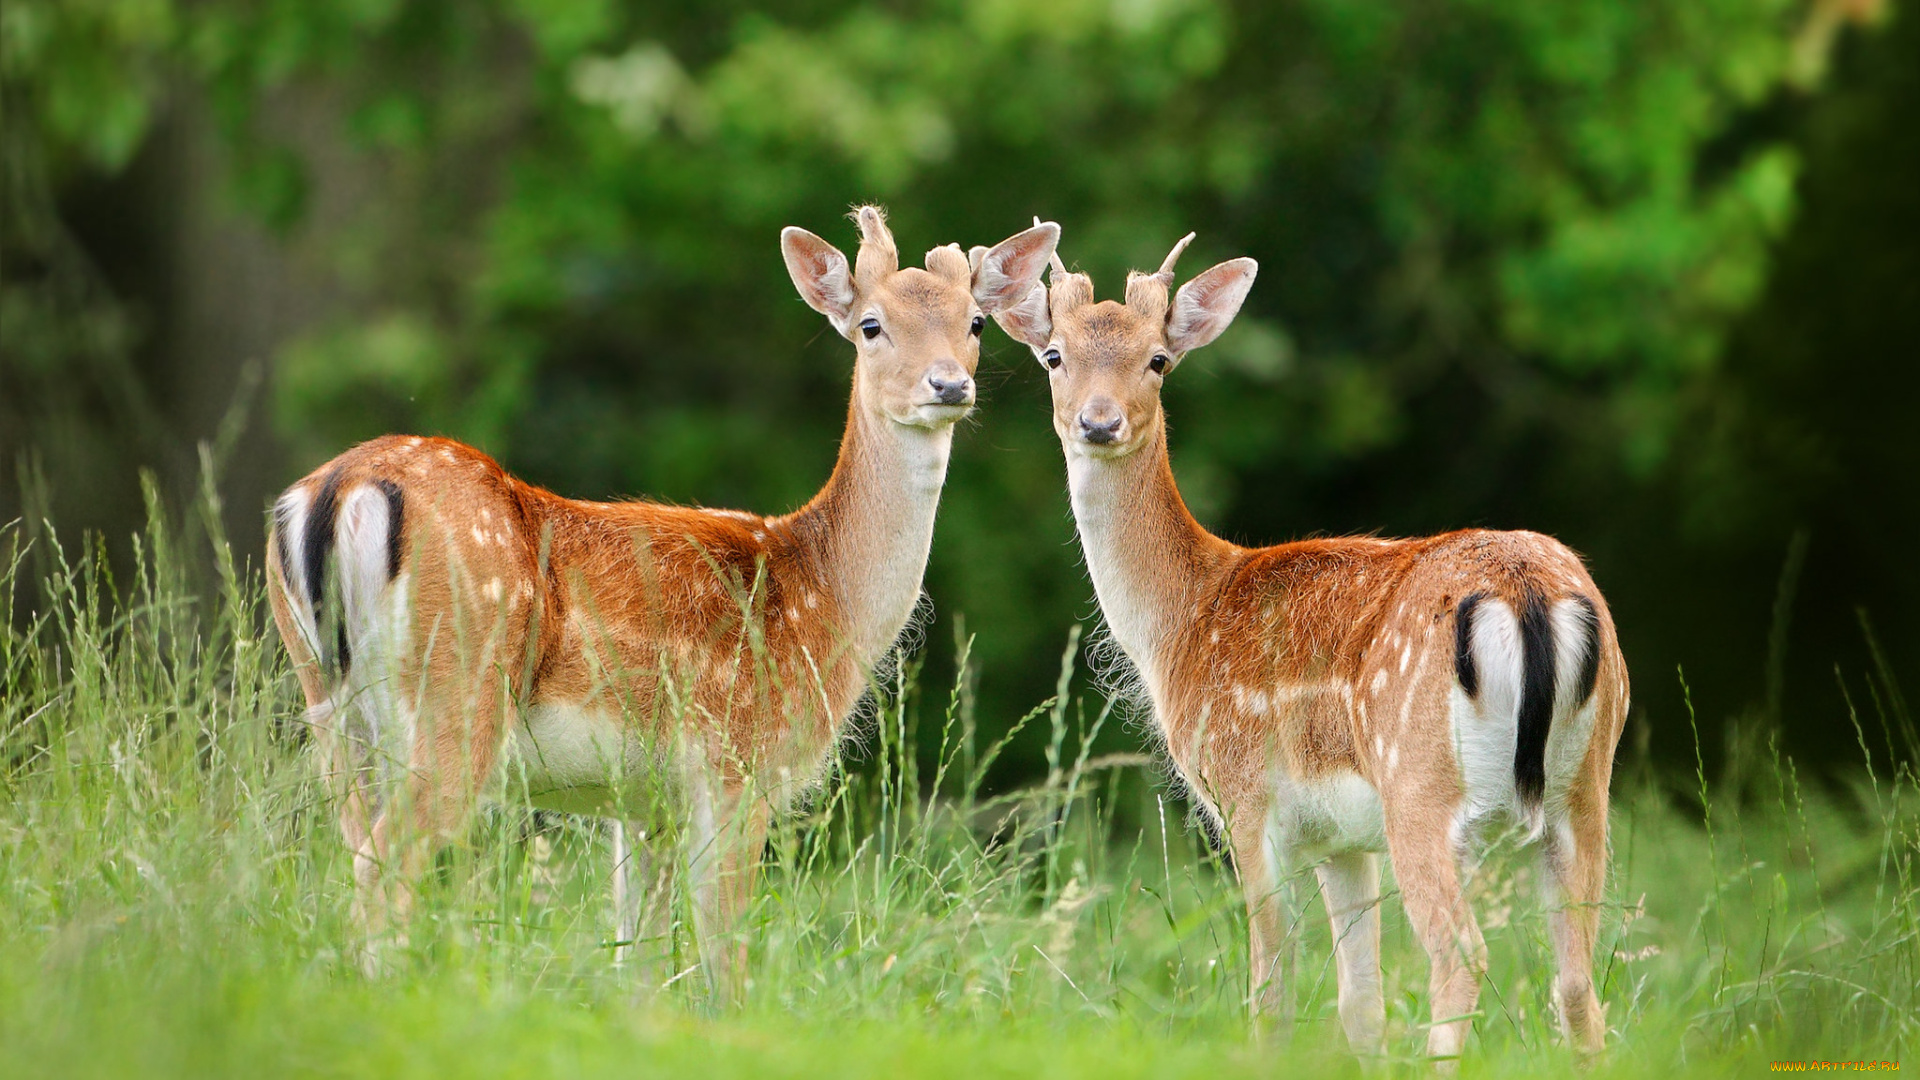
left=2, top=486, right=1913, bottom=1078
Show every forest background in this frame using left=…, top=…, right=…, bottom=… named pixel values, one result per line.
left=5, top=0, right=1915, bottom=784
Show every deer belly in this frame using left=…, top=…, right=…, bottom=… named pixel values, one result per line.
left=1269, top=770, right=1387, bottom=860
left=498, top=704, right=657, bottom=816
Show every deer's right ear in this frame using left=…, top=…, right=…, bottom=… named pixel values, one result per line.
left=781, top=227, right=856, bottom=337
left=992, top=282, right=1053, bottom=349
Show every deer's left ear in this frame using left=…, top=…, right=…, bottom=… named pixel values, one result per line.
left=992, top=282, right=1052, bottom=349
left=973, top=221, right=1061, bottom=315
left=1167, top=258, right=1257, bottom=354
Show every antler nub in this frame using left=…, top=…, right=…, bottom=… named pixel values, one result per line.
left=852, top=204, right=899, bottom=288
left=1036, top=217, right=1068, bottom=278
left=1154, top=232, right=1197, bottom=285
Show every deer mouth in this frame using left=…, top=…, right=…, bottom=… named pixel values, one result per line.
left=902, top=400, right=975, bottom=427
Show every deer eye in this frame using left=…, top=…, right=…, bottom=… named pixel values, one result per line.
left=1042, top=348, right=1063, bottom=370
left=970, top=315, right=985, bottom=337
left=860, top=317, right=882, bottom=340
left=1148, top=354, right=1169, bottom=375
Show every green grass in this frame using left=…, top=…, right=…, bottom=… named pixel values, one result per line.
left=1, top=491, right=1915, bottom=1078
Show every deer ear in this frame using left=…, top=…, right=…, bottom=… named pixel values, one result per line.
left=973, top=221, right=1061, bottom=315
left=1167, top=258, right=1257, bottom=354
left=992, top=282, right=1053, bottom=349
left=781, top=227, right=856, bottom=337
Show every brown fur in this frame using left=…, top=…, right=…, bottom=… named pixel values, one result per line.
left=1001, top=238, right=1629, bottom=1061
left=265, top=209, right=1061, bottom=993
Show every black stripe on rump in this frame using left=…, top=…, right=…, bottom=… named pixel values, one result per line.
left=303, top=468, right=347, bottom=677
left=1515, top=590, right=1556, bottom=808
left=373, top=478, right=405, bottom=580
left=1453, top=592, right=1484, bottom=698
left=1570, top=594, right=1600, bottom=705
left=272, top=495, right=297, bottom=598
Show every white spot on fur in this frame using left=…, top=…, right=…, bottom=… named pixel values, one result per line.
left=484, top=578, right=503, bottom=601
left=471, top=525, right=487, bottom=545
left=805, top=591, right=819, bottom=610
left=1371, top=669, right=1387, bottom=696
left=1399, top=644, right=1411, bottom=674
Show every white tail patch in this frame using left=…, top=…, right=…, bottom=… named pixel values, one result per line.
left=1449, top=598, right=1522, bottom=825
left=337, top=485, right=398, bottom=650
left=1542, top=598, right=1600, bottom=819
left=333, top=484, right=411, bottom=769
left=273, top=487, right=322, bottom=660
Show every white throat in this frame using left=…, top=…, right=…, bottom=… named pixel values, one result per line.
left=1066, top=448, right=1172, bottom=669
left=822, top=400, right=955, bottom=666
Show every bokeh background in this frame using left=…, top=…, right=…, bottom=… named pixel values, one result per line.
left=4, top=0, right=1914, bottom=783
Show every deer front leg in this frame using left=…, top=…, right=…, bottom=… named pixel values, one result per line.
left=611, top=818, right=673, bottom=978
left=1317, top=851, right=1385, bottom=1056
left=685, top=775, right=770, bottom=1005
left=1230, top=820, right=1293, bottom=1025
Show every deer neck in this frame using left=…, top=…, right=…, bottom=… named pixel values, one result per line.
left=788, top=378, right=953, bottom=668
left=1066, top=420, right=1233, bottom=675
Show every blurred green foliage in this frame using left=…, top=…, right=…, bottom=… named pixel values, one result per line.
left=4, top=0, right=1910, bottom=775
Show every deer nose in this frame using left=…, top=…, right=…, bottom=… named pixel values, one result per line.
left=1078, top=402, right=1125, bottom=445
left=927, top=364, right=973, bottom=406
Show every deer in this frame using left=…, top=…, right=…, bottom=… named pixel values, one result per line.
left=991, top=231, right=1629, bottom=1061
left=263, top=206, right=1061, bottom=997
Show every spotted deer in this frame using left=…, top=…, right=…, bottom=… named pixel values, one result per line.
left=264, top=207, right=1061, bottom=995
left=993, top=233, right=1629, bottom=1060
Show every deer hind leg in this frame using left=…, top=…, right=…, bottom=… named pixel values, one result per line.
left=1316, top=851, right=1384, bottom=1055
left=351, top=655, right=510, bottom=969
left=298, top=680, right=405, bottom=972
left=1543, top=791, right=1610, bottom=1056
left=684, top=774, right=770, bottom=1006
left=298, top=693, right=392, bottom=963
left=1385, top=806, right=1486, bottom=1065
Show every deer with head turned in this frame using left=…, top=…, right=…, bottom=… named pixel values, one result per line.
left=993, top=231, right=1628, bottom=1061
left=264, top=207, right=1060, bottom=995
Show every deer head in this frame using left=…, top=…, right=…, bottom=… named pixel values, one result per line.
left=994, top=230, right=1257, bottom=458
left=782, top=206, right=1060, bottom=429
